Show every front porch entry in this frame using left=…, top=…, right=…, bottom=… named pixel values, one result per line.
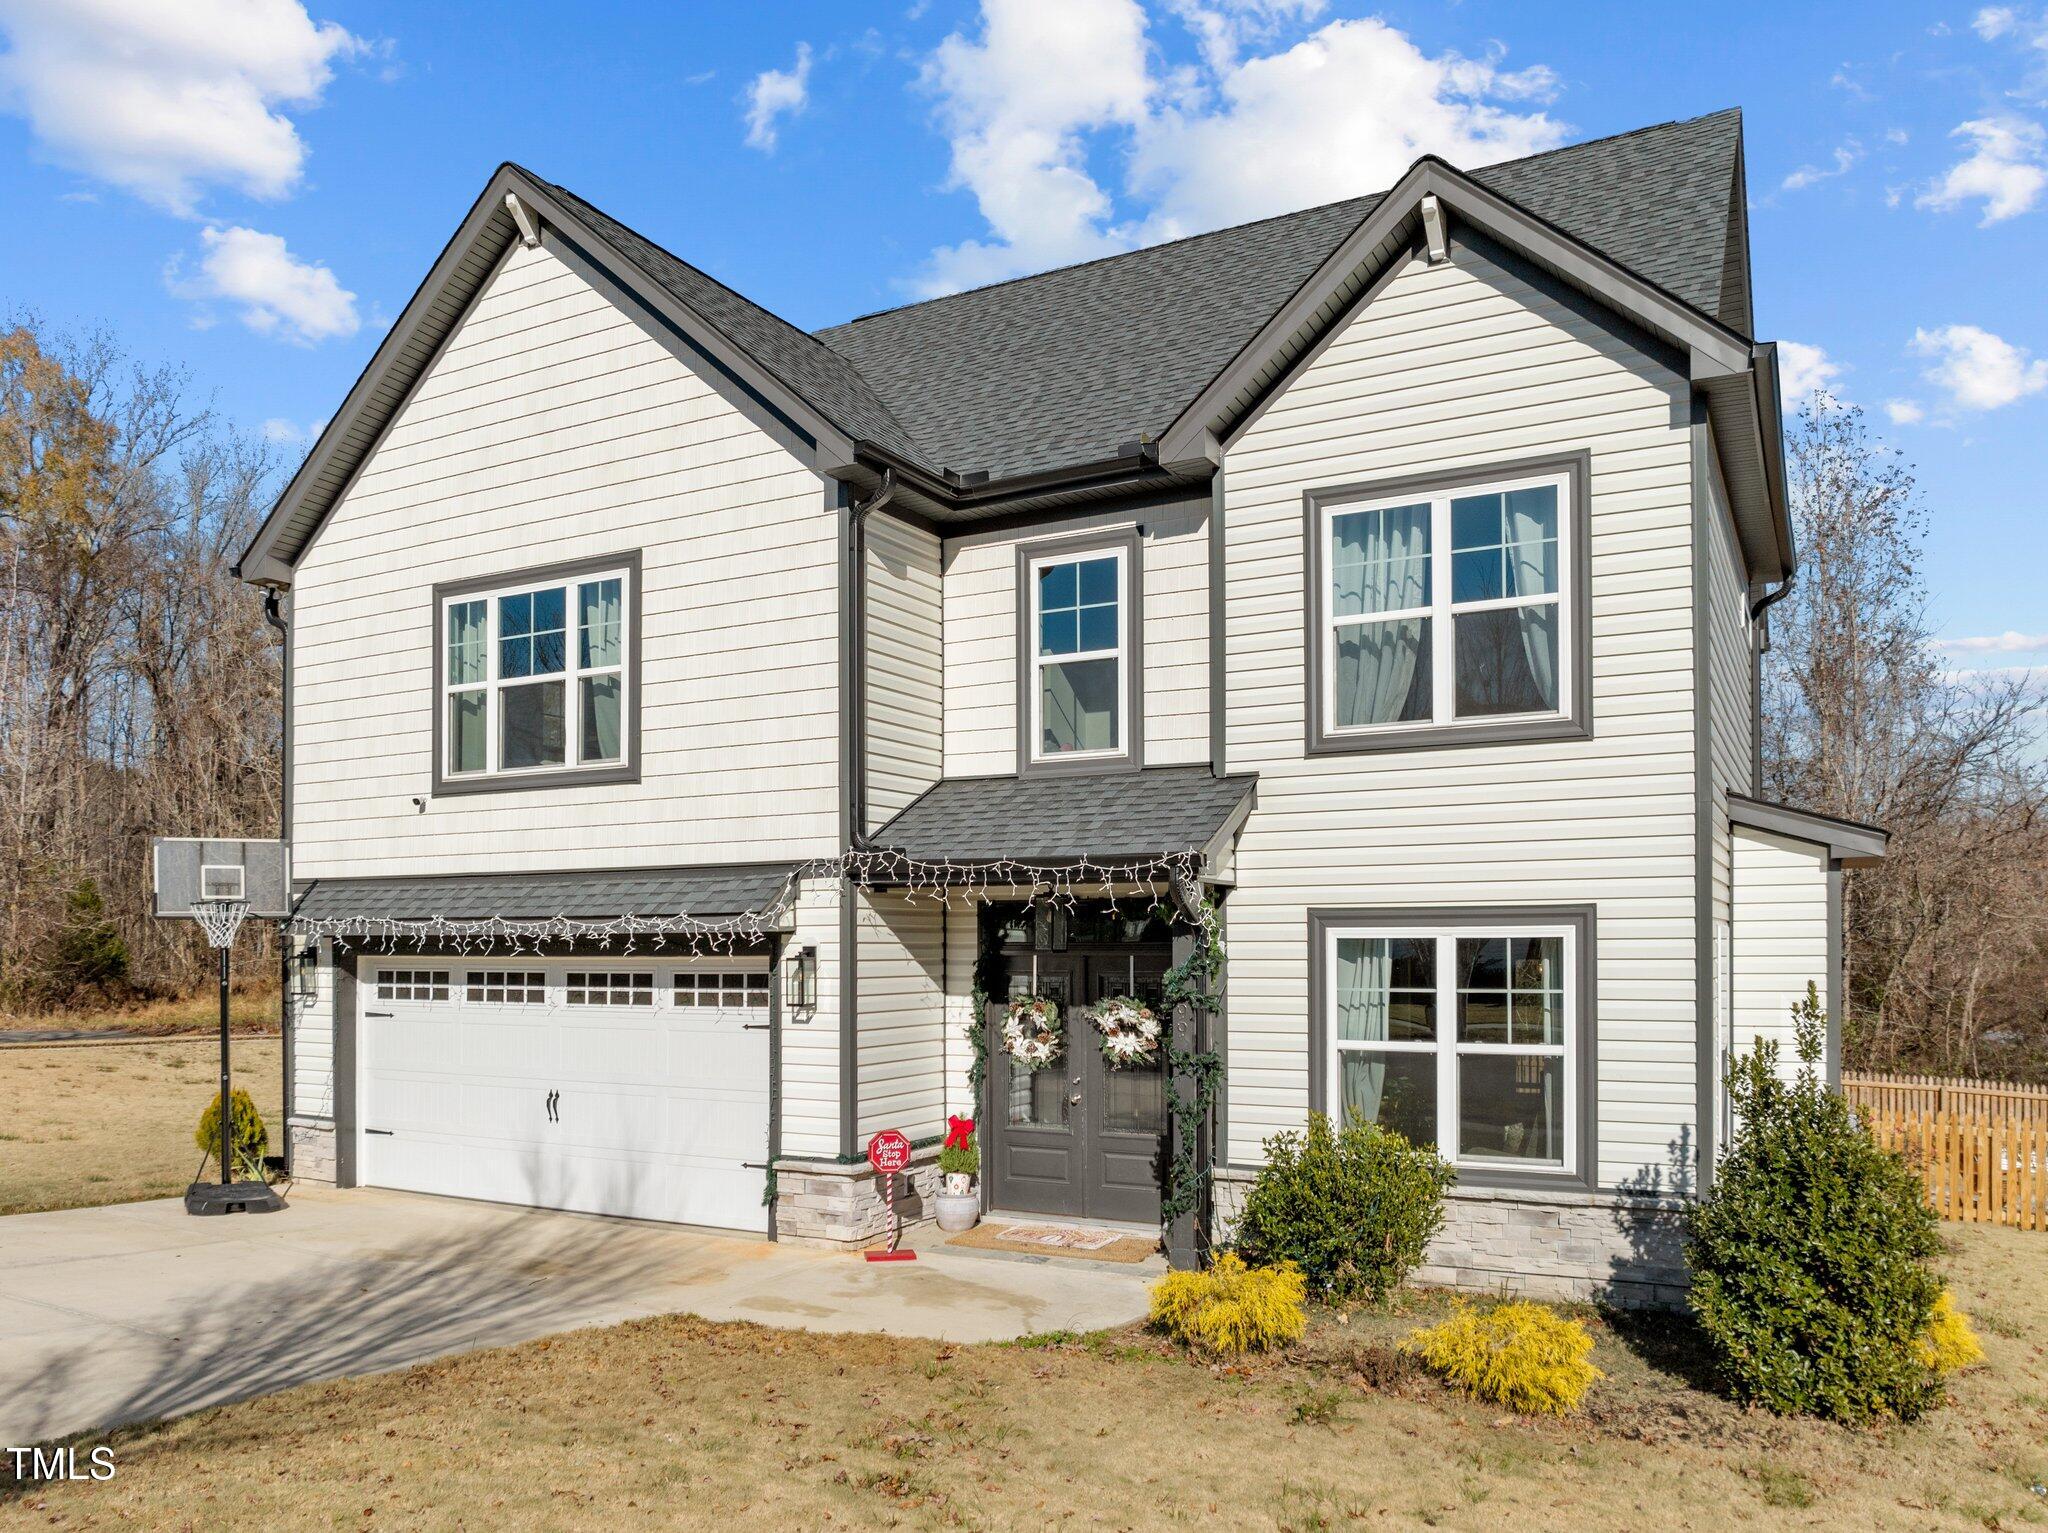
left=983, top=903, right=1172, bottom=1225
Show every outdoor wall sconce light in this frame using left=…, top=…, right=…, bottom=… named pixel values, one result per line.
left=786, top=944, right=818, bottom=1014
left=291, top=939, right=320, bottom=1002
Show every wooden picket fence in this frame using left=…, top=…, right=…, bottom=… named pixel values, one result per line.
left=1844, top=1070, right=2048, bottom=1125
left=1862, top=1108, right=2048, bottom=1231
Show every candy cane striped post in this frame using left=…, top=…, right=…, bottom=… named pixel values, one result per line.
left=865, top=1129, right=918, bottom=1262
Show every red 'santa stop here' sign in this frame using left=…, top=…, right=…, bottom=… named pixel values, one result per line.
left=867, top=1129, right=912, bottom=1175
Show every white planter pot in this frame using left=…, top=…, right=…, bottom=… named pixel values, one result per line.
left=934, top=1188, right=980, bottom=1232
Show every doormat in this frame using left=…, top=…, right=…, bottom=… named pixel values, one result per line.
left=947, top=1222, right=1160, bottom=1264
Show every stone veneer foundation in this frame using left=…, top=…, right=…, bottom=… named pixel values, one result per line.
left=772, top=1145, right=946, bottom=1248
left=287, top=1119, right=338, bottom=1184
left=1212, top=1170, right=1688, bottom=1307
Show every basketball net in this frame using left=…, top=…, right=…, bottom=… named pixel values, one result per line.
left=193, top=899, right=249, bottom=950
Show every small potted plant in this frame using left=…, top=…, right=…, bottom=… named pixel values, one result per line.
left=934, top=1115, right=980, bottom=1232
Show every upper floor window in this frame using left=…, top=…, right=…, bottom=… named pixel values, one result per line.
left=1022, top=534, right=1139, bottom=771
left=434, top=556, right=638, bottom=793
left=1308, top=462, right=1586, bottom=753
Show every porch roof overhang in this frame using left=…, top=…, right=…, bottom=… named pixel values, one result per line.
left=866, top=766, right=1258, bottom=882
left=289, top=862, right=802, bottom=931
left=1727, top=794, right=1888, bottom=867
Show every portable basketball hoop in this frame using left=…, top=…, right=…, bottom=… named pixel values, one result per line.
left=154, top=840, right=289, bottom=1217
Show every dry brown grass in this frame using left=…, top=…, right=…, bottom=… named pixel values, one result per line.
left=0, top=1225, right=2041, bottom=1530
left=0, top=984, right=280, bottom=1037
left=0, top=1038, right=282, bottom=1215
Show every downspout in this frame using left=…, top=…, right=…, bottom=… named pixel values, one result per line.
left=263, top=587, right=293, bottom=1176
left=846, top=468, right=897, bottom=849
left=838, top=468, right=895, bottom=1162
left=1747, top=571, right=1795, bottom=797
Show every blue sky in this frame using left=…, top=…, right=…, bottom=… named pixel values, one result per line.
left=0, top=0, right=2042, bottom=669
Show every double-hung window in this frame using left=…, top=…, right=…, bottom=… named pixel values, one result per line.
left=1314, top=465, right=1578, bottom=746
left=1025, top=541, right=1133, bottom=766
left=437, top=558, right=634, bottom=790
left=1323, top=918, right=1581, bottom=1179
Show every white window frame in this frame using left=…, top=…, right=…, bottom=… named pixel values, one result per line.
left=440, top=564, right=633, bottom=783
left=1319, top=468, right=1572, bottom=740
left=1026, top=545, right=1130, bottom=765
left=1323, top=920, right=1579, bottom=1179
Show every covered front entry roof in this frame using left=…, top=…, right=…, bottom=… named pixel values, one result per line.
left=291, top=863, right=801, bottom=926
left=870, top=765, right=1257, bottom=868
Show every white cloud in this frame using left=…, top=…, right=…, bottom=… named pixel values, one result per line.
left=173, top=225, right=359, bottom=344
left=1935, top=629, right=2048, bottom=652
left=1909, top=323, right=2048, bottom=410
left=261, top=415, right=325, bottom=443
left=1884, top=398, right=1926, bottom=424
left=744, top=42, right=812, bottom=152
left=1781, top=141, right=1861, bottom=192
left=1917, top=116, right=2046, bottom=223
left=1777, top=341, right=1843, bottom=401
left=0, top=0, right=365, bottom=216
left=912, top=0, right=1566, bottom=295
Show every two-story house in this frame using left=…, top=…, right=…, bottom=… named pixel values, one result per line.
left=238, top=107, right=1885, bottom=1302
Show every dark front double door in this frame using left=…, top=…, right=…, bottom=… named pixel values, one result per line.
left=987, top=945, right=1170, bottom=1225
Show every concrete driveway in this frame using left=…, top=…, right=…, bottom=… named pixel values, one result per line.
left=0, top=1187, right=1153, bottom=1444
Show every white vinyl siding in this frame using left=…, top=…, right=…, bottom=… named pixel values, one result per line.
left=941, top=500, right=1211, bottom=775
left=780, top=877, right=843, bottom=1160
left=290, top=239, right=839, bottom=876
left=1730, top=828, right=1829, bottom=1087
left=289, top=939, right=338, bottom=1129
left=1221, top=244, right=1699, bottom=1190
left=854, top=890, right=948, bottom=1144
left=864, top=512, right=943, bottom=831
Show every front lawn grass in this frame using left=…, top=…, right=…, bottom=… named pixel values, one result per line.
left=0, top=1038, right=282, bottom=1216
left=3, top=1224, right=2041, bottom=1530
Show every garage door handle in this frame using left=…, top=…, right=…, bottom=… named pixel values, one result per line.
left=366, top=1010, right=393, bottom=1018
left=365, top=1128, right=393, bottom=1137
left=742, top=1022, right=772, bottom=1031
left=545, top=1089, right=559, bottom=1123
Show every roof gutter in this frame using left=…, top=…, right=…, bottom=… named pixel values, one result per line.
left=851, top=438, right=1169, bottom=513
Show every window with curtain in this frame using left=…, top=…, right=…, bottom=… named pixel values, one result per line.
left=1031, top=549, right=1125, bottom=761
left=1328, top=923, right=1575, bottom=1174
left=1321, top=470, right=1568, bottom=737
left=440, top=565, right=631, bottom=784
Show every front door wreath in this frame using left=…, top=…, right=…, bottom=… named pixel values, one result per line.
left=1001, top=996, right=1064, bottom=1070
left=1091, top=995, right=1161, bottom=1067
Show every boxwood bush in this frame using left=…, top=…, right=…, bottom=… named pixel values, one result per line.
left=1232, top=1113, right=1453, bottom=1302
left=1684, top=984, right=1944, bottom=1423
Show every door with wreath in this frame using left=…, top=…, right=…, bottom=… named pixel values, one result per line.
left=986, top=944, right=1170, bottom=1224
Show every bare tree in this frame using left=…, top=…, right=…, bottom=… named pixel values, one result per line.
left=0, top=317, right=281, bottom=1007
left=1762, top=393, right=2048, bottom=1077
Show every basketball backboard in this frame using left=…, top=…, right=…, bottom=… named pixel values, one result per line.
left=152, top=838, right=292, bottom=920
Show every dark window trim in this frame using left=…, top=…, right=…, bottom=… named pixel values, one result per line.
left=1306, top=904, right=1599, bottom=1195
left=431, top=549, right=643, bottom=797
left=1302, top=452, right=1593, bottom=756
left=1014, top=528, right=1145, bottom=777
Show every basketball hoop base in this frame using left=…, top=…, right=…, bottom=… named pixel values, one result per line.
left=184, top=1180, right=286, bottom=1216
left=864, top=1248, right=917, bottom=1262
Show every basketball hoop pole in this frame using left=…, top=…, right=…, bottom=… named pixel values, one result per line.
left=184, top=899, right=282, bottom=1216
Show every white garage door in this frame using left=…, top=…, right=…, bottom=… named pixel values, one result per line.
left=359, top=961, right=771, bottom=1232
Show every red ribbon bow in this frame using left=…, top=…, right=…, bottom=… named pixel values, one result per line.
left=944, top=1115, right=976, bottom=1149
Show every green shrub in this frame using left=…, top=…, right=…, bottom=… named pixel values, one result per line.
left=51, top=877, right=130, bottom=993
left=195, top=1088, right=269, bottom=1181
left=1149, top=1253, right=1307, bottom=1356
left=937, top=1130, right=979, bottom=1180
left=1232, top=1113, right=1453, bottom=1302
left=1684, top=983, right=1944, bottom=1423
left=1403, top=1300, right=1602, bottom=1415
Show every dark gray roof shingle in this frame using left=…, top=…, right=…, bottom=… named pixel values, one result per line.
left=815, top=109, right=1746, bottom=481
left=293, top=864, right=799, bottom=923
left=528, top=174, right=933, bottom=468
left=873, top=767, right=1257, bottom=865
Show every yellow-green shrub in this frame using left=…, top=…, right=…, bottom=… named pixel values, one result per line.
left=195, top=1088, right=268, bottom=1181
left=1919, top=1290, right=1986, bottom=1375
left=1402, top=1300, right=1601, bottom=1416
left=1149, top=1253, right=1307, bottom=1357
